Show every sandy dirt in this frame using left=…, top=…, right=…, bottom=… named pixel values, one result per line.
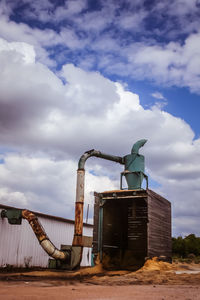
left=1, top=258, right=200, bottom=299
left=0, top=282, right=200, bottom=300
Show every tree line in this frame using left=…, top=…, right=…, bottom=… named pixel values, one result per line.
left=172, top=234, right=200, bottom=257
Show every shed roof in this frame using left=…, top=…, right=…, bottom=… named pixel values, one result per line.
left=0, top=203, right=93, bottom=228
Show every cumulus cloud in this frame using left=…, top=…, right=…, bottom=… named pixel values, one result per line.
left=0, top=38, right=200, bottom=235
left=0, top=37, right=35, bottom=63
left=106, top=32, right=200, bottom=94
left=0, top=0, right=200, bottom=94
left=0, top=154, right=118, bottom=221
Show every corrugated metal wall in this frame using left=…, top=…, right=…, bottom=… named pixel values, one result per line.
left=0, top=206, right=93, bottom=268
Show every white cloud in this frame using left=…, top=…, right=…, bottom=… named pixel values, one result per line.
left=0, top=188, right=28, bottom=207
left=0, top=0, right=200, bottom=94
left=0, top=153, right=118, bottom=221
left=117, top=10, right=147, bottom=31
left=61, top=63, right=119, bottom=115
left=0, top=15, right=58, bottom=66
left=114, top=33, right=200, bottom=93
left=151, top=92, right=167, bottom=109
left=0, top=37, right=35, bottom=64
left=0, top=154, right=77, bottom=217
left=166, top=0, right=199, bottom=16
left=151, top=92, right=166, bottom=101
left=0, top=38, right=200, bottom=236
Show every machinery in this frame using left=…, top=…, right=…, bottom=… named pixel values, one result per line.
left=1, top=140, right=171, bottom=270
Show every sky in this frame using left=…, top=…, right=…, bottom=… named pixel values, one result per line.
left=0, top=0, right=200, bottom=237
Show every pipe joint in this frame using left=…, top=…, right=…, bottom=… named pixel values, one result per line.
left=78, top=149, right=124, bottom=170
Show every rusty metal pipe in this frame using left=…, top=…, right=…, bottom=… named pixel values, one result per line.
left=73, top=169, right=85, bottom=246
left=73, top=149, right=124, bottom=248
left=22, top=210, right=69, bottom=261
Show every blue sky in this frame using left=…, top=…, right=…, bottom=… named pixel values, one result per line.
left=0, top=0, right=200, bottom=236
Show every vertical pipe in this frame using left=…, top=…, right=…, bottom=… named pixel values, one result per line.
left=98, top=207, right=103, bottom=262
left=86, top=204, right=89, bottom=224
left=73, top=169, right=85, bottom=246
left=72, top=149, right=123, bottom=250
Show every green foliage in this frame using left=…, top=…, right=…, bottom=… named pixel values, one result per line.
left=172, top=234, right=200, bottom=258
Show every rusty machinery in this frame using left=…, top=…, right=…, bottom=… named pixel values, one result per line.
left=1, top=140, right=148, bottom=270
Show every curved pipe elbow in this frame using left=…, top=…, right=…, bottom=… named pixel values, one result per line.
left=78, top=150, right=96, bottom=169
left=74, top=148, right=123, bottom=247
left=22, top=210, right=69, bottom=261
left=131, top=139, right=147, bottom=154
left=78, top=149, right=123, bottom=170
left=40, top=239, right=67, bottom=260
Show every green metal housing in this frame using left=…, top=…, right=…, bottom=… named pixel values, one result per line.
left=1, top=209, right=22, bottom=225
left=122, top=139, right=148, bottom=190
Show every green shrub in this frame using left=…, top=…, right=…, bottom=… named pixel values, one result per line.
left=172, top=234, right=200, bottom=258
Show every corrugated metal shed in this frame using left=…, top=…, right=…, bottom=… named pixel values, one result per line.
left=0, top=204, right=93, bottom=268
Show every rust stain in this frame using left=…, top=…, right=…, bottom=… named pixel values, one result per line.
left=73, top=202, right=84, bottom=246
left=72, top=235, right=83, bottom=246
left=22, top=210, right=47, bottom=242
left=74, top=202, right=83, bottom=236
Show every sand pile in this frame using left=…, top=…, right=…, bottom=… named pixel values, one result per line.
left=75, top=263, right=104, bottom=276
left=77, top=257, right=173, bottom=277
left=138, top=257, right=172, bottom=272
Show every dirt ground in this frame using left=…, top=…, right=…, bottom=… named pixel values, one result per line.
left=1, top=258, right=200, bottom=300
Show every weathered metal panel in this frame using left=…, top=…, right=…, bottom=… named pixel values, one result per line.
left=0, top=205, right=93, bottom=268
left=92, top=192, right=100, bottom=254
left=127, top=198, right=147, bottom=254
left=147, top=189, right=171, bottom=260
